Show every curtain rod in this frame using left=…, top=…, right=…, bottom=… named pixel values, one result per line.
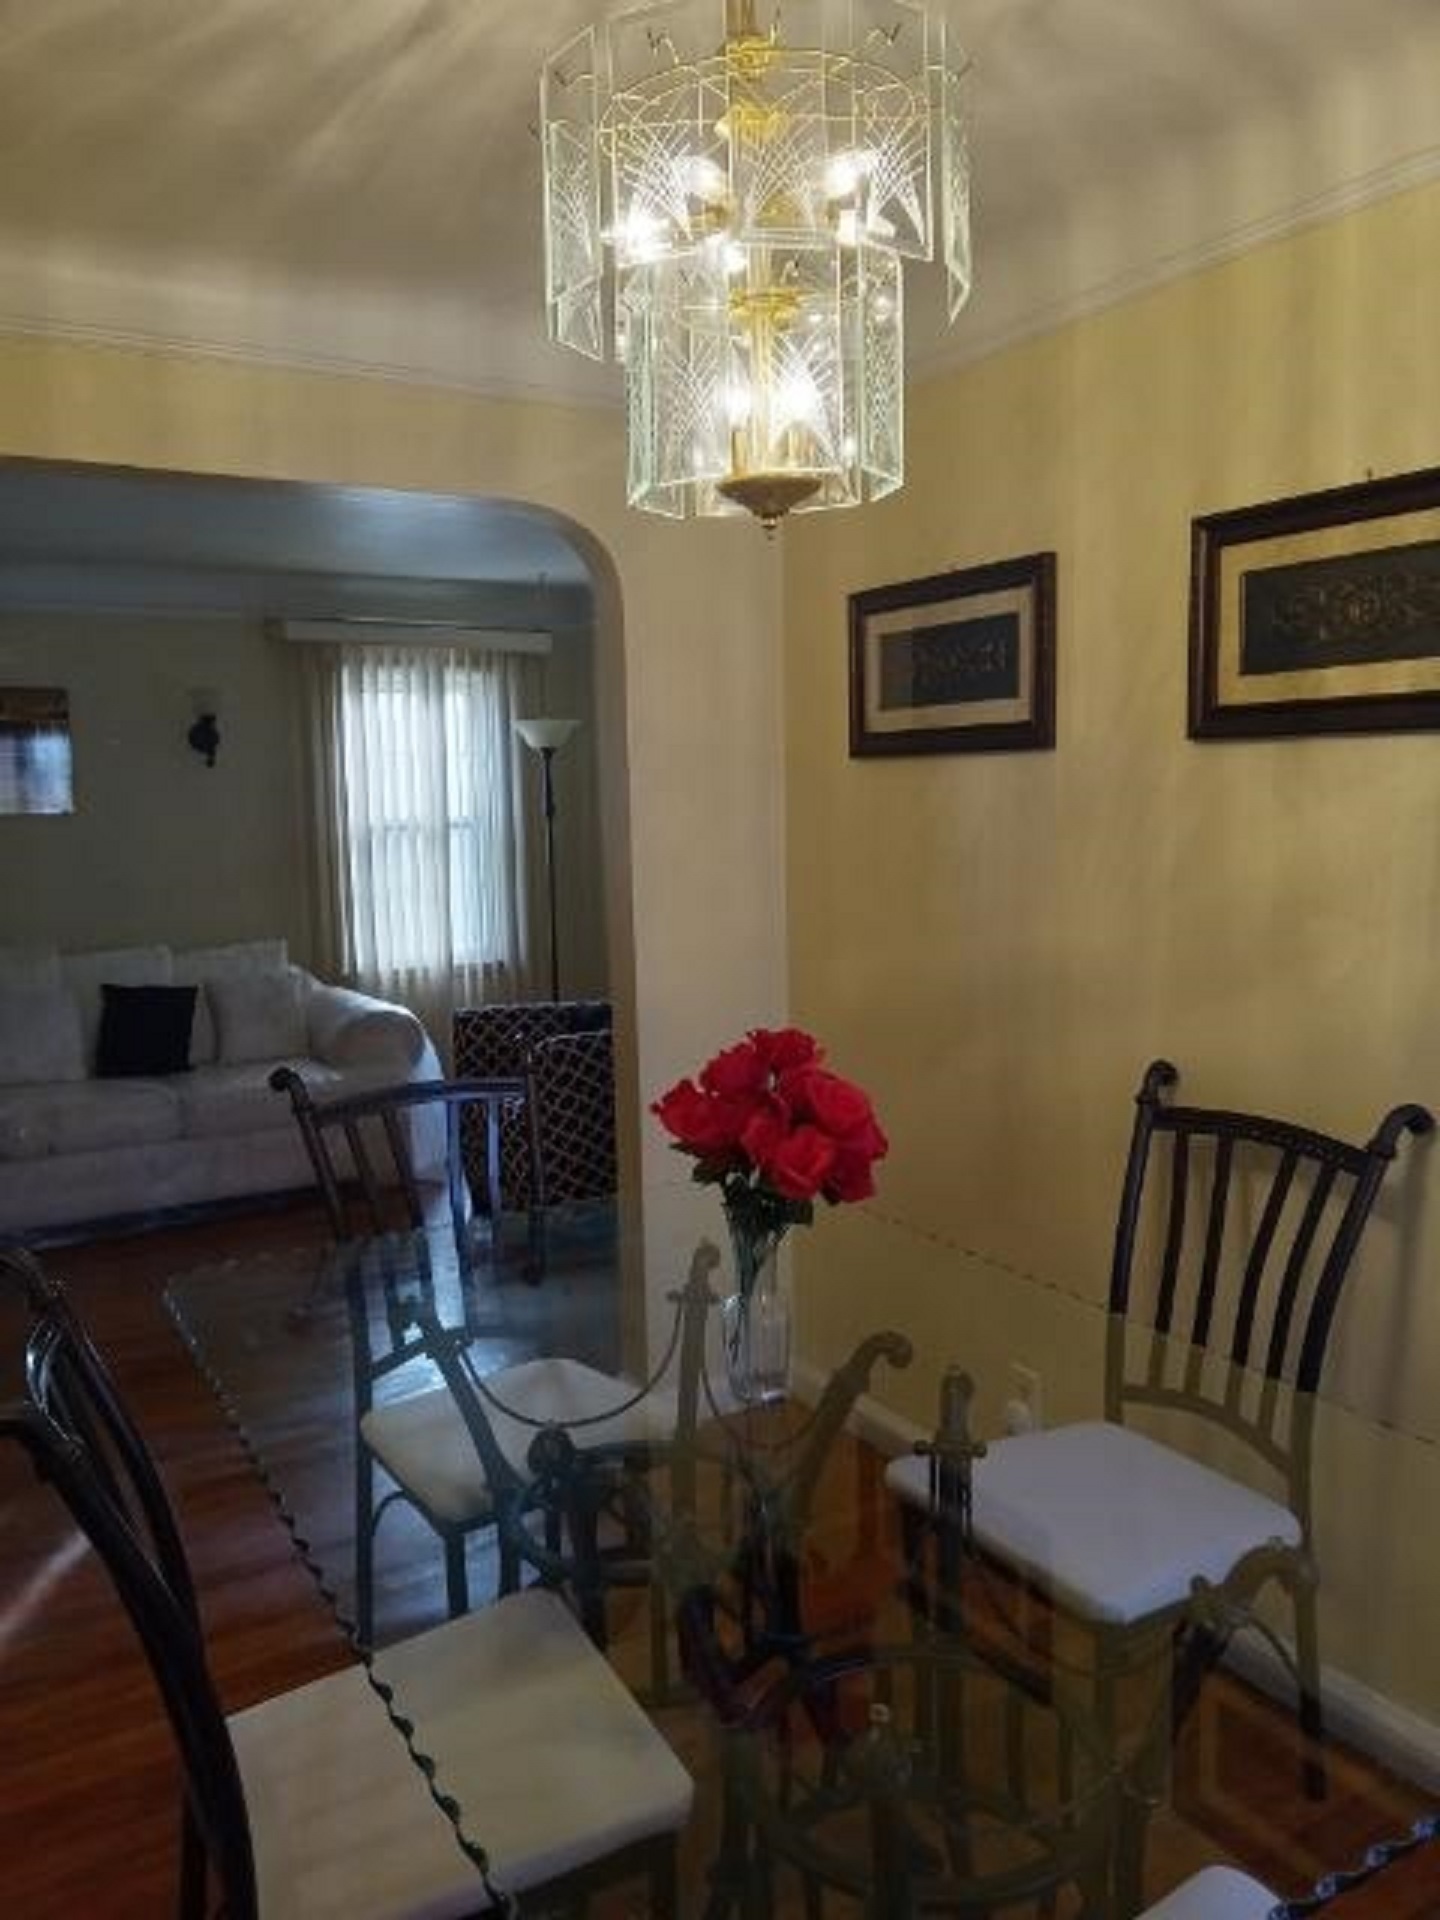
left=271, top=618, right=553, bottom=655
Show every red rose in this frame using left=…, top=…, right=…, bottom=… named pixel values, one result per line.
left=739, top=1097, right=789, bottom=1167
left=750, top=1027, right=822, bottom=1073
left=824, top=1144, right=880, bottom=1203
left=765, top=1123, right=837, bottom=1200
left=839, top=1114, right=888, bottom=1162
left=780, top=1066, right=874, bottom=1138
left=652, top=1079, right=751, bottom=1158
left=699, top=1038, right=768, bottom=1099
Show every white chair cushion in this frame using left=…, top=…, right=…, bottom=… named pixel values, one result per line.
left=361, top=1386, right=497, bottom=1527
left=0, top=1079, right=181, bottom=1161
left=886, top=1420, right=1301, bottom=1627
left=1139, top=1865, right=1278, bottom=1919
left=361, top=1357, right=677, bottom=1529
left=227, top=1589, right=692, bottom=1919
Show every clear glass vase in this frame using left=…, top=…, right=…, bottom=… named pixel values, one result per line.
left=721, top=1217, right=792, bottom=1406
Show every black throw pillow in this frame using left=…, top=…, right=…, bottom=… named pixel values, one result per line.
left=96, top=983, right=198, bottom=1078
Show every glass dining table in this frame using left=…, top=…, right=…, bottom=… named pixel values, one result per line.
left=162, top=1214, right=1439, bottom=1918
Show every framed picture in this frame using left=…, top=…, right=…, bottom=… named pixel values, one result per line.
left=848, top=552, right=1056, bottom=757
left=1189, top=464, right=1440, bottom=739
left=0, top=686, right=72, bottom=815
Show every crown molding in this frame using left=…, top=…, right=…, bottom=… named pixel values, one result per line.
left=0, top=301, right=620, bottom=412
left=914, top=143, right=1440, bottom=388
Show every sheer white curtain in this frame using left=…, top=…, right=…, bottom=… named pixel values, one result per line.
left=303, top=642, right=542, bottom=1053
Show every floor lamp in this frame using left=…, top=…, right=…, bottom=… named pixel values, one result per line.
left=515, top=716, right=579, bottom=1002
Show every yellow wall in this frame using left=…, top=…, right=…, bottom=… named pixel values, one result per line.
left=0, top=339, right=787, bottom=1336
left=783, top=179, right=1440, bottom=1719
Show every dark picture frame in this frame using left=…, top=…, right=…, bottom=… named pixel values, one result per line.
left=848, top=552, right=1057, bottom=757
left=1189, top=464, right=1440, bottom=740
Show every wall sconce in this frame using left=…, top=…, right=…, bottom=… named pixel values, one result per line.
left=187, top=687, right=221, bottom=767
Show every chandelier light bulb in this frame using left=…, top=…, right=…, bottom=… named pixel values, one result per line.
left=541, top=0, right=973, bottom=533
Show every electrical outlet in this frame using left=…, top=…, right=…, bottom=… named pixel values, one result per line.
left=1007, top=1361, right=1044, bottom=1432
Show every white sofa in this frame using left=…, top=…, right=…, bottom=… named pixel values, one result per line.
left=0, top=938, right=441, bottom=1239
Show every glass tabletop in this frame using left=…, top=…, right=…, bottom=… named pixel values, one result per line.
left=162, top=1211, right=1440, bottom=1918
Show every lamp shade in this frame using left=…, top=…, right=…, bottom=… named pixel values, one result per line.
left=515, top=717, right=580, bottom=753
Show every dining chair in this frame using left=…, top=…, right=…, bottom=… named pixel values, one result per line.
left=521, top=1024, right=618, bottom=1279
left=452, top=1000, right=617, bottom=1281
left=0, top=1242, right=693, bottom=1920
left=268, top=1064, right=525, bottom=1264
left=270, top=1064, right=659, bottom=1648
left=886, top=1058, right=1432, bottom=1804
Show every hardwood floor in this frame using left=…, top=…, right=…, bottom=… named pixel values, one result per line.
left=1, top=1203, right=1437, bottom=1917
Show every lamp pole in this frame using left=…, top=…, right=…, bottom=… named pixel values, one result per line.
left=515, top=717, right=579, bottom=1003
left=537, top=745, right=562, bottom=1001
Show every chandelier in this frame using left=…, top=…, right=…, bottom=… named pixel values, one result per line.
left=541, top=0, right=972, bottom=532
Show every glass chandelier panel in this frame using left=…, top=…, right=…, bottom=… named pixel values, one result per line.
left=542, top=0, right=971, bottom=531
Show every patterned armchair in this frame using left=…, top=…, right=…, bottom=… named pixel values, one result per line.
left=453, top=999, right=617, bottom=1276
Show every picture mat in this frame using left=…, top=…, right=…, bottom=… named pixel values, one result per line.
left=1217, top=506, right=1440, bottom=709
left=862, top=585, right=1035, bottom=735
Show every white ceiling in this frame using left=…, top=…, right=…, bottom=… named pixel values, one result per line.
left=0, top=1, right=1434, bottom=610
left=0, top=0, right=1435, bottom=403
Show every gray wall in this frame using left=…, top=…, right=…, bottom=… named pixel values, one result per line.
left=0, top=612, right=312, bottom=956
left=0, top=611, right=607, bottom=995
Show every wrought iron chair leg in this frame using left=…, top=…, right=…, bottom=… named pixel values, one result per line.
left=897, top=1503, right=931, bottom=1626
left=498, top=1533, right=521, bottom=1598
left=443, top=1531, right=469, bottom=1619
left=354, top=1450, right=376, bottom=1647
left=704, top=1764, right=754, bottom=1920
left=1294, top=1579, right=1329, bottom=1799
left=1093, top=1643, right=1147, bottom=1918
left=648, top=1571, right=672, bottom=1701
left=525, top=1201, right=546, bottom=1284
left=1112, top=1786, right=1152, bottom=1920
left=647, top=1833, right=680, bottom=1916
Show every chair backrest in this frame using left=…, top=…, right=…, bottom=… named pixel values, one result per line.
left=0, top=1245, right=258, bottom=1918
left=526, top=1029, right=617, bottom=1208
left=453, top=1000, right=613, bottom=1211
left=1106, top=1060, right=1431, bottom=1495
left=269, top=1066, right=522, bottom=1249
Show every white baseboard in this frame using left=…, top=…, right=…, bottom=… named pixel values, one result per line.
left=1223, top=1634, right=1440, bottom=1794
left=791, top=1358, right=1440, bottom=1792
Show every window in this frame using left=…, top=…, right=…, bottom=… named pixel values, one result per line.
left=310, top=642, right=541, bottom=1033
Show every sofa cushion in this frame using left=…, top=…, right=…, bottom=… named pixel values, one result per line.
left=178, top=1059, right=347, bottom=1140
left=211, top=969, right=309, bottom=1067
left=174, top=940, right=291, bottom=1065
left=60, top=945, right=173, bottom=1068
left=0, top=986, right=87, bottom=1086
left=97, top=984, right=198, bottom=1079
left=0, top=946, right=60, bottom=992
left=0, top=1079, right=182, bottom=1161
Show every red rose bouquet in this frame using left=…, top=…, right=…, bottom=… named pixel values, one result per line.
left=651, top=1027, right=888, bottom=1300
